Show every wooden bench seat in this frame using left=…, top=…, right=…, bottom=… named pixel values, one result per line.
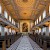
left=29, top=34, right=50, bottom=50
left=0, top=33, right=22, bottom=50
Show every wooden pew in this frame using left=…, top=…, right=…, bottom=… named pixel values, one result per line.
left=0, top=39, right=6, bottom=50
left=43, top=41, right=47, bottom=50
left=29, top=33, right=50, bottom=50
left=2, top=41, right=6, bottom=50
left=0, top=33, right=22, bottom=50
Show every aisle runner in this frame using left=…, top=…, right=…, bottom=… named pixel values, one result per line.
left=16, top=36, right=33, bottom=50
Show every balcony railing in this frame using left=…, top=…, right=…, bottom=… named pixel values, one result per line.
left=0, top=14, right=17, bottom=29
left=33, top=16, right=50, bottom=29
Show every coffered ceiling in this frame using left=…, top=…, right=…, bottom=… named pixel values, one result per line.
left=0, top=0, right=50, bottom=21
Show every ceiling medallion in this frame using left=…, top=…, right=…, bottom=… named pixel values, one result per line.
left=22, top=0, right=28, bottom=2
left=24, top=13, right=27, bottom=14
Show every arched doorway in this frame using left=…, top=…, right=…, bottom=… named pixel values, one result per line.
left=22, top=23, right=28, bottom=32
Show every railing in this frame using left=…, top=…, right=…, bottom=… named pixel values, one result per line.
left=33, top=16, right=50, bottom=29
left=0, top=14, right=17, bottom=29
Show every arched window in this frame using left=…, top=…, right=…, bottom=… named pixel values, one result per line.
left=9, top=28, right=11, bottom=33
left=4, top=27, right=8, bottom=33
left=49, top=5, right=50, bottom=15
left=4, top=10, right=8, bottom=19
left=12, top=19, right=15, bottom=25
left=14, top=21, right=15, bottom=25
left=0, top=26, right=1, bottom=32
left=35, top=21, right=36, bottom=25
left=0, top=4, right=2, bottom=14
left=42, top=27, right=46, bottom=33
left=13, top=20, right=15, bottom=25
left=43, top=10, right=46, bottom=19
left=49, top=25, right=50, bottom=32
left=39, top=28, right=41, bottom=33
left=12, top=19, right=14, bottom=24
left=37, top=19, right=38, bottom=24
left=9, top=16, right=11, bottom=22
left=12, top=30, right=15, bottom=34
left=39, top=15, right=41, bottom=22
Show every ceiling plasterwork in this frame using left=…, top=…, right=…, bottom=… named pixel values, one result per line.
left=1, top=0, right=50, bottom=21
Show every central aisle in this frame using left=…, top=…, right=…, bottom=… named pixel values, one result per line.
left=16, top=36, right=33, bottom=50
left=7, top=36, right=43, bottom=50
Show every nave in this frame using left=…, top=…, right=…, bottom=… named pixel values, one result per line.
left=7, top=36, right=43, bottom=50
left=0, top=0, right=50, bottom=50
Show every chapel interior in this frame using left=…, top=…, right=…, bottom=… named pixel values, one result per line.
left=0, top=0, right=50, bottom=50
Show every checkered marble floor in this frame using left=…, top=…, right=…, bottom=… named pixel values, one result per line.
left=16, top=36, right=33, bottom=50
left=7, top=36, right=43, bottom=50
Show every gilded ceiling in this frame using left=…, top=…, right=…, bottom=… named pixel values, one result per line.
left=0, top=0, right=50, bottom=21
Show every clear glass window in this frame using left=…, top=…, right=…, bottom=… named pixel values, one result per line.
left=39, top=28, right=41, bottom=33
left=39, top=16, right=41, bottom=22
left=37, top=19, right=38, bottom=24
left=0, top=26, right=1, bottom=32
left=42, top=27, right=46, bottom=33
left=12, top=19, right=14, bottom=24
left=13, top=20, right=16, bottom=25
left=9, top=16, right=11, bottom=22
left=0, top=4, right=2, bottom=14
left=4, top=27, right=8, bottom=32
left=43, top=10, right=46, bottom=19
left=49, top=25, right=50, bottom=32
left=49, top=5, right=50, bottom=14
left=4, top=10, right=8, bottom=19
left=35, top=21, right=36, bottom=25
left=9, top=28, right=11, bottom=33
